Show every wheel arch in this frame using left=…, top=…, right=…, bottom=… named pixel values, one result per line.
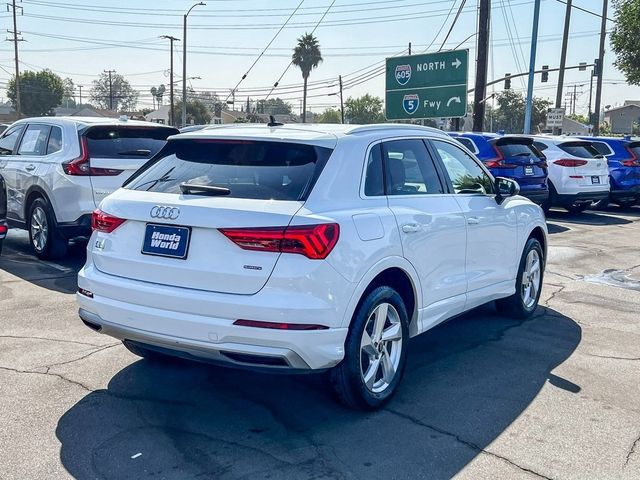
left=341, top=257, right=422, bottom=336
left=24, top=185, right=57, bottom=224
left=527, top=225, right=547, bottom=259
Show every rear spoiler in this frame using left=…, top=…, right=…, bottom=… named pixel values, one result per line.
left=487, top=137, right=534, bottom=146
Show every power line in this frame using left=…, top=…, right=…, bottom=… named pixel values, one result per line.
left=438, top=0, right=467, bottom=51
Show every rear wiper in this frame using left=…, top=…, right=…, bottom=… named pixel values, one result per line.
left=118, top=149, right=152, bottom=156
left=180, top=182, right=231, bottom=196
left=511, top=152, right=533, bottom=157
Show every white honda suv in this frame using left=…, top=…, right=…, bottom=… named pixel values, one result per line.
left=77, top=123, right=547, bottom=410
left=0, top=116, right=178, bottom=258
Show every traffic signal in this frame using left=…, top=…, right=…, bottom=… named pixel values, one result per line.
left=504, top=73, right=511, bottom=90
left=541, top=65, right=549, bottom=83
left=593, top=58, right=601, bottom=77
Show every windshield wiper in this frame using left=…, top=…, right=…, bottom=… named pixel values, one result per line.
left=180, top=182, right=231, bottom=196
left=118, top=149, right=152, bottom=156
left=511, top=152, right=533, bottom=157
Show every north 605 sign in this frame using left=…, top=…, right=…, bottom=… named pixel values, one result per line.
left=385, top=49, right=469, bottom=120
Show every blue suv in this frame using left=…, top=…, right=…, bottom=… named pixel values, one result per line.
left=578, top=136, right=640, bottom=207
left=448, top=132, right=549, bottom=205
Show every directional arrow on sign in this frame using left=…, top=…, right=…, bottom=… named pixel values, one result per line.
left=452, top=58, right=462, bottom=69
left=447, top=96, right=461, bottom=107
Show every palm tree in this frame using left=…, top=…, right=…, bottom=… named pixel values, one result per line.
left=292, top=33, right=322, bottom=123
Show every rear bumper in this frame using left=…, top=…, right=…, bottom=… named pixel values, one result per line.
left=77, top=263, right=350, bottom=370
left=58, top=214, right=92, bottom=239
left=519, top=189, right=549, bottom=204
left=554, top=190, right=609, bottom=205
left=610, top=186, right=640, bottom=201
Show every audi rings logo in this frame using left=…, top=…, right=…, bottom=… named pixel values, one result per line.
left=150, top=206, right=180, bottom=220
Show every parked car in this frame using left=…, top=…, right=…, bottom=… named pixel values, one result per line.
left=0, top=117, right=178, bottom=259
left=577, top=136, right=640, bottom=208
left=77, top=123, right=547, bottom=410
left=0, top=174, right=7, bottom=255
left=448, top=132, right=549, bottom=206
left=179, top=124, right=210, bottom=133
left=529, top=136, right=610, bottom=213
left=0, top=124, right=10, bottom=135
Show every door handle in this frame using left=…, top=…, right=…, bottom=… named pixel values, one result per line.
left=467, top=217, right=480, bottom=225
left=402, top=223, right=421, bottom=233
left=25, top=164, right=36, bottom=172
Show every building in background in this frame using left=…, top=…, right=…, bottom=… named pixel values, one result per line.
left=604, top=101, right=640, bottom=134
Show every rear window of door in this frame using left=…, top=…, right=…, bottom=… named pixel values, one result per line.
left=432, top=139, right=494, bottom=194
left=558, top=142, right=601, bottom=158
left=18, top=124, right=51, bottom=156
left=590, top=141, right=613, bottom=156
left=453, top=137, right=478, bottom=154
left=0, top=124, right=25, bottom=155
left=126, top=139, right=332, bottom=201
left=85, top=126, right=178, bottom=160
left=381, top=139, right=444, bottom=195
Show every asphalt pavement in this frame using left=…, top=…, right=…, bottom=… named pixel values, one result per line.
left=0, top=207, right=639, bottom=480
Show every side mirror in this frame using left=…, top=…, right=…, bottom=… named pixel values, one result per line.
left=495, top=177, right=520, bottom=204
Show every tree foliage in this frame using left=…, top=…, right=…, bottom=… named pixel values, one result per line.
left=90, top=72, right=138, bottom=111
left=316, top=108, right=342, bottom=123
left=174, top=100, right=212, bottom=125
left=256, top=98, right=293, bottom=115
left=7, top=69, right=65, bottom=116
left=611, top=0, right=640, bottom=85
left=345, top=94, right=385, bottom=124
left=292, top=33, right=322, bottom=123
left=491, top=91, right=551, bottom=133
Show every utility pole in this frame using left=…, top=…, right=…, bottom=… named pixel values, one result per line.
left=593, top=0, right=608, bottom=136
left=523, top=0, right=542, bottom=134
left=104, top=69, right=115, bottom=110
left=588, top=70, right=594, bottom=125
left=160, top=35, right=179, bottom=126
left=408, top=42, right=412, bottom=55
left=572, top=84, right=577, bottom=115
left=78, top=85, right=82, bottom=106
left=339, top=75, right=344, bottom=124
left=7, top=0, right=24, bottom=118
left=472, top=0, right=490, bottom=132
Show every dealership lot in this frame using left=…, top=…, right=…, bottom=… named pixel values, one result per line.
left=1, top=207, right=639, bottom=480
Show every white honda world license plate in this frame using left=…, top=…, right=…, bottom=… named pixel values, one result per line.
left=524, top=166, right=534, bottom=176
left=591, top=176, right=600, bottom=184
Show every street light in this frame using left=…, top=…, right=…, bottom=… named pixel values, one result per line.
left=182, top=2, right=206, bottom=127
left=159, top=35, right=180, bottom=127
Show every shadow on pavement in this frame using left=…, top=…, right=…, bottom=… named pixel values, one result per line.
left=546, top=222, right=570, bottom=234
left=545, top=209, right=632, bottom=226
left=0, top=230, right=85, bottom=294
left=56, top=305, right=581, bottom=480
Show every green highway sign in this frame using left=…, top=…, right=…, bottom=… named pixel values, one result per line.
left=385, top=49, right=469, bottom=120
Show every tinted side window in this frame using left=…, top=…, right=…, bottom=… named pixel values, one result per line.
left=382, top=139, right=443, bottom=195
left=590, top=141, right=613, bottom=156
left=18, top=124, right=51, bottom=156
left=0, top=125, right=25, bottom=155
left=46, top=126, right=63, bottom=155
left=454, top=137, right=478, bottom=153
left=558, top=142, right=600, bottom=158
left=364, top=144, right=384, bottom=196
left=432, top=140, right=494, bottom=195
left=533, top=141, right=548, bottom=152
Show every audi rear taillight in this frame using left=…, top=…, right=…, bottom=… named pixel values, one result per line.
left=622, top=148, right=640, bottom=167
left=62, top=137, right=123, bottom=176
left=91, top=209, right=126, bottom=233
left=219, top=223, right=339, bottom=260
left=553, top=158, right=588, bottom=167
left=233, top=319, right=329, bottom=330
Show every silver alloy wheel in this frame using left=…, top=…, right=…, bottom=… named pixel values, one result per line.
left=360, top=302, right=403, bottom=393
left=30, top=206, right=48, bottom=252
left=521, top=249, right=541, bottom=309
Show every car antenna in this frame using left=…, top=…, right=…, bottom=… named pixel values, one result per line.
left=267, top=115, right=284, bottom=127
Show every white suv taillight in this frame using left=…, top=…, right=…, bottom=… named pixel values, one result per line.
left=91, top=209, right=126, bottom=233
left=219, top=223, right=340, bottom=259
left=553, top=159, right=588, bottom=167
left=62, top=137, right=123, bottom=176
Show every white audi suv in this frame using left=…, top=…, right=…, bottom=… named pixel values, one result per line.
left=77, top=123, right=547, bottom=409
left=0, top=117, right=178, bottom=258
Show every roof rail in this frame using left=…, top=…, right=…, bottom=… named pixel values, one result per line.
left=345, top=123, right=445, bottom=136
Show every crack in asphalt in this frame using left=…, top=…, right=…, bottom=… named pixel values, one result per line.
left=626, top=434, right=640, bottom=466
left=0, top=334, right=104, bottom=347
left=545, top=270, right=576, bottom=281
left=37, top=343, right=120, bottom=372
left=0, top=365, right=93, bottom=392
left=385, top=408, right=555, bottom=480
left=586, top=353, right=640, bottom=361
left=543, top=285, right=566, bottom=308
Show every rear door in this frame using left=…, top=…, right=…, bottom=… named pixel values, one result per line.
left=557, top=141, right=608, bottom=188
left=93, top=138, right=332, bottom=295
left=0, top=124, right=26, bottom=221
left=382, top=138, right=468, bottom=324
left=430, top=139, right=519, bottom=298
left=84, top=125, right=178, bottom=206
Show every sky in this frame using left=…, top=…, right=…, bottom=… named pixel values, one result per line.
left=0, top=0, right=637, bottom=117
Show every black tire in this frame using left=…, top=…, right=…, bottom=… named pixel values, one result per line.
left=540, top=182, right=556, bottom=215
left=122, top=340, right=173, bottom=362
left=496, top=237, right=544, bottom=319
left=566, top=203, right=590, bottom=214
left=330, top=286, right=410, bottom=410
left=0, top=239, right=3, bottom=256
left=592, top=198, right=610, bottom=210
left=613, top=199, right=637, bottom=208
left=27, top=198, right=67, bottom=260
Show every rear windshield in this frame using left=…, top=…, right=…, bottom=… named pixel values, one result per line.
left=558, top=142, right=601, bottom=159
left=496, top=142, right=540, bottom=158
left=85, top=126, right=178, bottom=159
left=628, top=143, right=640, bottom=158
left=126, top=139, right=332, bottom=201
left=590, top=141, right=613, bottom=156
